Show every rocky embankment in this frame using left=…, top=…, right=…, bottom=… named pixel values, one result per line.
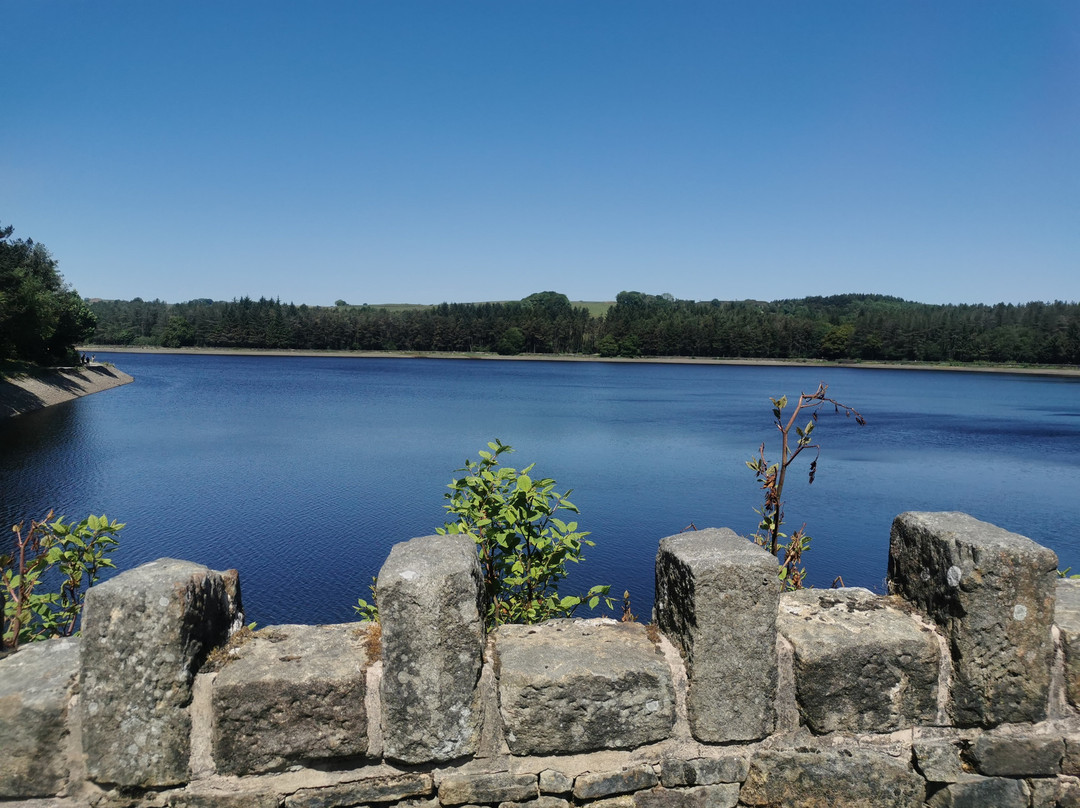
left=0, top=364, right=133, bottom=418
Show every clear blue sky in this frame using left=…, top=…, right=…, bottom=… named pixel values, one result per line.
left=3, top=1, right=1077, bottom=307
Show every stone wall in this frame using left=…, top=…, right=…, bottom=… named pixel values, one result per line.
left=4, top=511, right=1080, bottom=807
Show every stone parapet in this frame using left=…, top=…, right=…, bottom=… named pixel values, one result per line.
left=1058, top=578, right=1080, bottom=710
left=378, top=534, right=484, bottom=763
left=212, top=622, right=372, bottom=775
left=777, top=586, right=940, bottom=733
left=4, top=514, right=1080, bottom=807
left=888, top=511, right=1058, bottom=726
left=495, top=620, right=675, bottom=755
left=653, top=528, right=780, bottom=743
left=79, top=558, right=232, bottom=787
left=0, top=637, right=79, bottom=798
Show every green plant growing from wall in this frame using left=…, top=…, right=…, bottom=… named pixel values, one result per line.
left=746, top=383, right=865, bottom=590
left=354, top=576, right=379, bottom=622
left=1, top=512, right=124, bottom=650
left=436, top=439, right=611, bottom=629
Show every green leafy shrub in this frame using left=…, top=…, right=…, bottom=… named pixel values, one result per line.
left=1, top=512, right=124, bottom=650
left=437, top=440, right=610, bottom=628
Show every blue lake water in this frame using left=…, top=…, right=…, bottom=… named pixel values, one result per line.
left=3, top=353, right=1079, bottom=626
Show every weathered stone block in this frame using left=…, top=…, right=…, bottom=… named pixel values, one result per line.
left=378, top=534, right=484, bottom=764
left=212, top=622, right=370, bottom=775
left=218, top=567, right=245, bottom=635
left=888, top=511, right=1057, bottom=726
left=1057, top=579, right=1080, bottom=709
left=654, top=528, right=780, bottom=743
left=501, top=798, right=571, bottom=808
left=1060, top=777, right=1080, bottom=808
left=583, top=797, right=636, bottom=808
left=633, top=785, right=739, bottom=808
left=925, top=775, right=1030, bottom=808
left=439, top=773, right=537, bottom=806
left=777, top=587, right=940, bottom=733
left=914, top=739, right=966, bottom=783
left=284, top=773, right=433, bottom=808
left=574, top=766, right=658, bottom=800
left=80, top=559, right=231, bottom=787
left=0, top=637, right=79, bottom=797
left=740, top=750, right=924, bottom=808
left=658, top=757, right=748, bottom=787
left=1065, top=734, right=1080, bottom=775
left=969, top=732, right=1064, bottom=777
left=495, top=619, right=675, bottom=755
left=1028, top=776, right=1074, bottom=808
left=539, top=770, right=574, bottom=794
left=169, top=789, right=281, bottom=808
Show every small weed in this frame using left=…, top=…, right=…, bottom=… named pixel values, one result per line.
left=645, top=622, right=662, bottom=646
left=362, top=621, right=382, bottom=663
left=203, top=624, right=255, bottom=672
left=746, top=383, right=865, bottom=589
left=620, top=590, right=636, bottom=623
left=354, top=576, right=379, bottom=622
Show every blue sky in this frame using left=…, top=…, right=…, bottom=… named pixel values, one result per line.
left=3, top=1, right=1077, bottom=306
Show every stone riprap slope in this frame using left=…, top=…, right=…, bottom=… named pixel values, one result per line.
left=3, top=512, right=1080, bottom=807
left=0, top=363, right=133, bottom=417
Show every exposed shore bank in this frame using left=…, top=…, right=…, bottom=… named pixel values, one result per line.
left=78, top=344, right=1080, bottom=378
left=0, top=364, right=134, bottom=418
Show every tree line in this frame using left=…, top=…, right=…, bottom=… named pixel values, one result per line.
left=1, top=223, right=96, bottom=365
left=87, top=290, right=1080, bottom=366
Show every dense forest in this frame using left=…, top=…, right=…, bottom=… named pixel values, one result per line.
left=0, top=223, right=96, bottom=365
left=88, top=291, right=1080, bottom=366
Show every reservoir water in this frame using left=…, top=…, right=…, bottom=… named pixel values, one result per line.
left=2, top=353, right=1079, bottom=626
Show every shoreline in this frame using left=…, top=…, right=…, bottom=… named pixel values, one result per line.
left=1, top=364, right=135, bottom=418
left=78, top=344, right=1080, bottom=378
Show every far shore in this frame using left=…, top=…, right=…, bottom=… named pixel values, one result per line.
left=78, top=345, right=1080, bottom=378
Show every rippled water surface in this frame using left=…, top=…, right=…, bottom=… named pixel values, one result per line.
left=3, top=353, right=1079, bottom=625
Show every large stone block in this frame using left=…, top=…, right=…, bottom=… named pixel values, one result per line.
left=740, top=749, right=924, bottom=808
left=438, top=773, right=537, bottom=806
left=574, top=765, right=659, bottom=800
left=659, top=757, right=748, bottom=787
left=285, top=773, right=434, bottom=808
left=777, top=587, right=940, bottom=733
left=654, top=528, right=780, bottom=743
left=1057, top=579, right=1080, bottom=709
left=925, top=776, right=1030, bottom=808
left=169, top=788, right=281, bottom=808
left=633, top=785, right=739, bottom=808
left=888, top=511, right=1057, bottom=726
left=495, top=619, right=675, bottom=755
left=0, top=637, right=79, bottom=797
left=969, top=731, right=1064, bottom=777
left=80, top=558, right=232, bottom=787
left=212, top=623, right=370, bottom=775
left=378, top=534, right=484, bottom=763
